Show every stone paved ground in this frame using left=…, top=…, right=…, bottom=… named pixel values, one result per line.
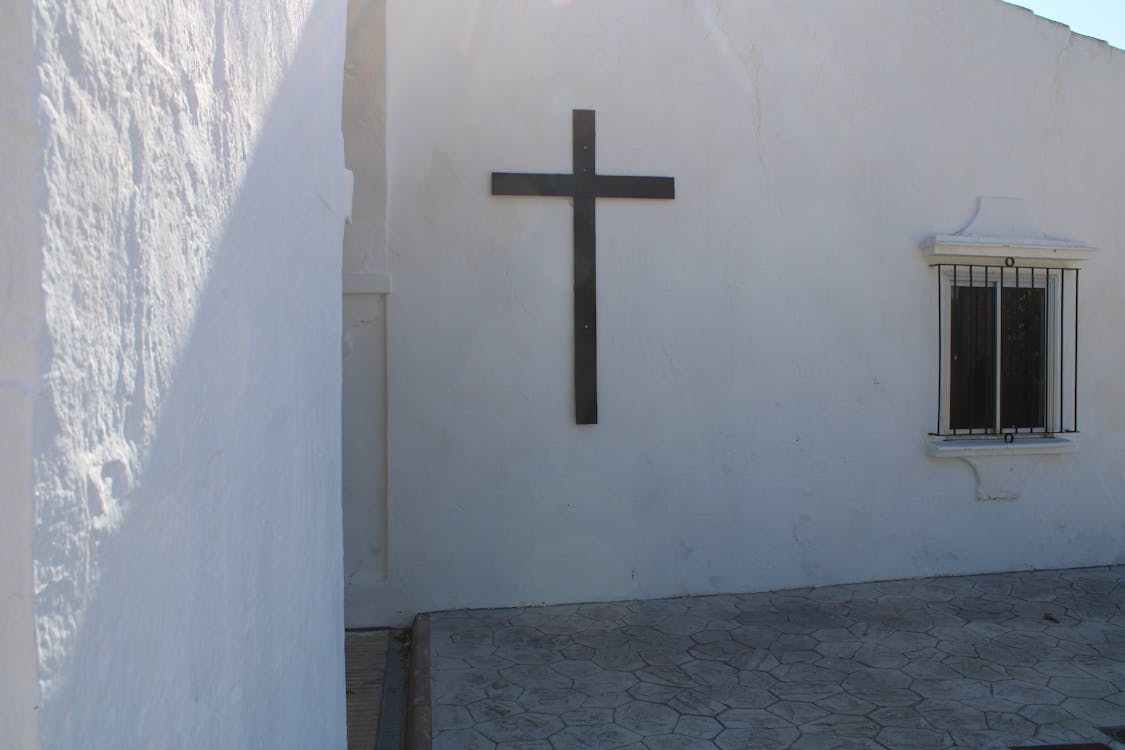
left=347, top=629, right=390, bottom=750
left=427, top=566, right=1125, bottom=749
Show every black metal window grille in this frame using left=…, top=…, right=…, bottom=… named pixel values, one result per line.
left=932, top=262, right=1079, bottom=439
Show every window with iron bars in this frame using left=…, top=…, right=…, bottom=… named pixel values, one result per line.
left=932, top=262, right=1079, bottom=439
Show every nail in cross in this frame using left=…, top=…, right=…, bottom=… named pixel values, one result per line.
left=492, top=109, right=675, bottom=425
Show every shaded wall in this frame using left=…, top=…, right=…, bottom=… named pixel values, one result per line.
left=27, top=0, right=349, bottom=746
left=341, top=0, right=390, bottom=627
left=0, top=0, right=43, bottom=745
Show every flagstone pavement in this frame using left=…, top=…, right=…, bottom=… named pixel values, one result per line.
left=424, top=566, right=1125, bottom=749
left=347, top=629, right=391, bottom=749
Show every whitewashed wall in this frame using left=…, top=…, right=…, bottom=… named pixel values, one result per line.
left=0, top=0, right=43, bottom=745
left=19, top=0, right=349, bottom=746
left=371, top=0, right=1125, bottom=625
left=341, top=0, right=390, bottom=628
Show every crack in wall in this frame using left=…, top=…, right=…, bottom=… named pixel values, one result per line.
left=958, top=457, right=1020, bottom=502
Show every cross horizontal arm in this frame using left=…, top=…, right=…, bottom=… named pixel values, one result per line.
left=492, top=172, right=576, bottom=197
left=492, top=172, right=676, bottom=200
left=593, top=175, right=675, bottom=200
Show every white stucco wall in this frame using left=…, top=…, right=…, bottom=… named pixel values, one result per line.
left=341, top=0, right=390, bottom=628
left=26, top=0, right=348, bottom=746
left=372, top=0, right=1125, bottom=625
left=0, top=1, right=43, bottom=746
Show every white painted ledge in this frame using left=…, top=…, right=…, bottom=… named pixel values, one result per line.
left=343, top=272, right=392, bottom=295
left=926, top=436, right=1077, bottom=458
left=922, top=237, right=1089, bottom=266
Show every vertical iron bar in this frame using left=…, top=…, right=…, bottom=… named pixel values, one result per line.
left=1060, top=267, right=1065, bottom=433
left=1041, top=267, right=1047, bottom=433
left=937, top=265, right=943, bottom=435
left=1074, top=269, right=1079, bottom=432
left=995, top=266, right=1001, bottom=435
left=968, top=265, right=972, bottom=435
left=1012, top=266, right=1021, bottom=436
left=956, top=265, right=961, bottom=435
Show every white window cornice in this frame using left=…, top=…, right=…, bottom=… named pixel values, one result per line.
left=921, top=196, right=1096, bottom=268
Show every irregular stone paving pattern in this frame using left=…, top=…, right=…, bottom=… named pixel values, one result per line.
left=427, top=566, right=1125, bottom=749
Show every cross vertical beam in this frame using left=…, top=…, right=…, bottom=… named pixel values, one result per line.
left=572, top=111, right=598, bottom=424
left=491, top=109, right=675, bottom=425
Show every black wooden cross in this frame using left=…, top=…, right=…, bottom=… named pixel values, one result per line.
left=492, top=109, right=675, bottom=425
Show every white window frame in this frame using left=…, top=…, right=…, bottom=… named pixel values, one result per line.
left=920, top=198, right=1095, bottom=459
left=937, top=265, right=1062, bottom=437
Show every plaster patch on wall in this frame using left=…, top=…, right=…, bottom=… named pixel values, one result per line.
left=342, top=314, right=380, bottom=360
left=83, top=449, right=135, bottom=533
left=793, top=513, right=827, bottom=581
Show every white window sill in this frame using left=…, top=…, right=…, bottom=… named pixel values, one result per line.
left=926, top=436, right=1077, bottom=458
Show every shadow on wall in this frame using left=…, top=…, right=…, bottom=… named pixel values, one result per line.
left=33, top=3, right=347, bottom=747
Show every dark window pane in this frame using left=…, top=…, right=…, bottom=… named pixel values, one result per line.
left=1001, top=287, right=1046, bottom=429
left=950, top=285, right=996, bottom=430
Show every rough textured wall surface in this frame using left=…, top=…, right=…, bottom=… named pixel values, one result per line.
left=376, top=0, right=1125, bottom=625
left=29, top=0, right=348, bottom=746
left=0, top=1, right=43, bottom=746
